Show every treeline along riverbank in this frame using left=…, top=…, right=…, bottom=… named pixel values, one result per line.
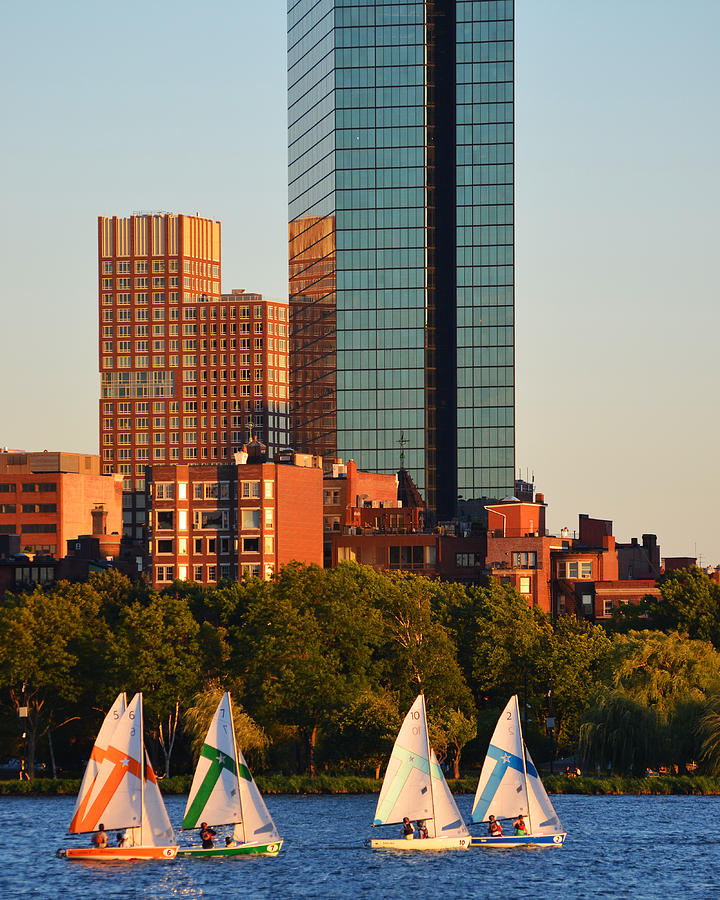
left=2, top=774, right=720, bottom=797
left=3, top=564, right=720, bottom=781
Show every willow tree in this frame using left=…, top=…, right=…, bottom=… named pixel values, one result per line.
left=184, top=683, right=268, bottom=770
left=578, top=692, right=659, bottom=775
left=580, top=630, right=720, bottom=773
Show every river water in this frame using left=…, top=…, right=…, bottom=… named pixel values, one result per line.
left=1, top=793, right=718, bottom=899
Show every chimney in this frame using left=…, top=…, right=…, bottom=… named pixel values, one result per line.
left=91, top=504, right=108, bottom=536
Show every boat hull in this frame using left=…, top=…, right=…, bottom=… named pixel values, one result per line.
left=370, top=836, right=470, bottom=851
left=178, top=839, right=283, bottom=858
left=62, top=845, right=179, bottom=861
left=471, top=832, right=567, bottom=848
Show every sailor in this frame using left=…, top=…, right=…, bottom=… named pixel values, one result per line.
left=401, top=817, right=415, bottom=839
left=225, top=836, right=238, bottom=848
left=116, top=830, right=130, bottom=847
left=200, top=822, right=217, bottom=849
left=488, top=815, right=503, bottom=836
left=92, top=823, right=108, bottom=848
left=512, top=814, right=527, bottom=835
left=417, top=820, right=429, bottom=839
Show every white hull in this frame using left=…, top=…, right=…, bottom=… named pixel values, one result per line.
left=471, top=832, right=567, bottom=848
left=370, top=836, right=470, bottom=851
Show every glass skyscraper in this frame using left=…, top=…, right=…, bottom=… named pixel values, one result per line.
left=288, top=0, right=514, bottom=520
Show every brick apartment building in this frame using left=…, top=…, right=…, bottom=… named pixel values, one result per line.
left=146, top=444, right=322, bottom=587
left=485, top=493, right=660, bottom=617
left=0, top=450, right=123, bottom=559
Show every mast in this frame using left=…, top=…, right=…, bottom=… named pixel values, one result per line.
left=515, top=694, right=533, bottom=834
left=139, top=693, right=145, bottom=847
left=422, top=693, right=437, bottom=837
left=227, top=692, right=247, bottom=844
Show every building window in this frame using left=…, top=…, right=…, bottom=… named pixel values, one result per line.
left=456, top=553, right=483, bottom=567
left=519, top=576, right=531, bottom=594
left=194, top=509, right=229, bottom=530
left=157, top=539, right=174, bottom=554
left=241, top=481, right=261, bottom=498
left=242, top=537, right=260, bottom=553
left=581, top=562, right=593, bottom=578
left=389, top=545, right=425, bottom=569
left=511, top=551, right=537, bottom=568
left=157, top=510, right=174, bottom=530
left=242, top=509, right=260, bottom=530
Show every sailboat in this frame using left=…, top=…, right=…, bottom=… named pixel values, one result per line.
left=369, top=694, right=470, bottom=851
left=179, top=691, right=282, bottom=857
left=60, top=693, right=179, bottom=860
left=469, top=695, right=567, bottom=847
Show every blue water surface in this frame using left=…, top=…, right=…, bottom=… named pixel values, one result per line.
left=0, top=792, right=718, bottom=899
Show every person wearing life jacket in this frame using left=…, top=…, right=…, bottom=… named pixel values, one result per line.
left=417, top=820, right=429, bottom=839
left=401, top=817, right=415, bottom=839
left=92, top=823, right=108, bottom=848
left=513, top=814, right=527, bottom=835
left=200, top=822, right=217, bottom=849
left=488, top=815, right=503, bottom=836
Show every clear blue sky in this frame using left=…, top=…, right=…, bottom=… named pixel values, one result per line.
left=1, top=1, right=718, bottom=564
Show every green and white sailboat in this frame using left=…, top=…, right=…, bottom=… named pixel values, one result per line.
left=180, top=692, right=282, bottom=857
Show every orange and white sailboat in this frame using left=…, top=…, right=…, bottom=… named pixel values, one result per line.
left=59, top=693, right=178, bottom=861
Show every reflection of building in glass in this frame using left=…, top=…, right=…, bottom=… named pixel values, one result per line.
left=288, top=1, right=515, bottom=520
left=288, top=216, right=336, bottom=458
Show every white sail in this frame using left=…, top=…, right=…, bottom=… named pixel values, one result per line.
left=183, top=692, right=243, bottom=829
left=69, top=692, right=126, bottom=833
left=373, top=695, right=434, bottom=827
left=471, top=696, right=529, bottom=824
left=142, top=752, right=176, bottom=845
left=71, top=693, right=145, bottom=834
left=429, top=749, right=470, bottom=839
left=525, top=747, right=564, bottom=835
left=234, top=744, right=280, bottom=843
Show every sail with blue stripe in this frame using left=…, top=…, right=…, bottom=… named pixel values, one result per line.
left=471, top=695, right=564, bottom=837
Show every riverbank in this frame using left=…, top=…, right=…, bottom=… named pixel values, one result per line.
left=2, top=773, right=720, bottom=796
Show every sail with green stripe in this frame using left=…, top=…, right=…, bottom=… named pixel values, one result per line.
left=182, top=692, right=280, bottom=845
left=183, top=692, right=244, bottom=829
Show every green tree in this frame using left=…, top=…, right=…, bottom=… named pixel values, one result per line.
left=109, top=591, right=201, bottom=776
left=611, top=567, right=720, bottom=645
left=183, top=682, right=268, bottom=770
left=334, top=690, right=401, bottom=778
left=240, top=563, right=384, bottom=776
left=579, top=692, right=660, bottom=775
left=546, top=615, right=611, bottom=746
left=580, top=630, right=720, bottom=773
left=0, top=582, right=109, bottom=776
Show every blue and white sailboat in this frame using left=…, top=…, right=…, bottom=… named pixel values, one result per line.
left=470, top=696, right=566, bottom=847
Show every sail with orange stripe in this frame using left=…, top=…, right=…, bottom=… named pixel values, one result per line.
left=69, top=692, right=126, bottom=834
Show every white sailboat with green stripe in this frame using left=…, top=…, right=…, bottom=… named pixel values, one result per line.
left=369, top=694, right=470, bottom=851
left=179, top=692, right=282, bottom=857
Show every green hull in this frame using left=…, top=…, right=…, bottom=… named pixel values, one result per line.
left=178, top=839, right=283, bottom=858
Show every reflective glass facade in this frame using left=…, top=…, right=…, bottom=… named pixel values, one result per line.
left=289, top=0, right=514, bottom=519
